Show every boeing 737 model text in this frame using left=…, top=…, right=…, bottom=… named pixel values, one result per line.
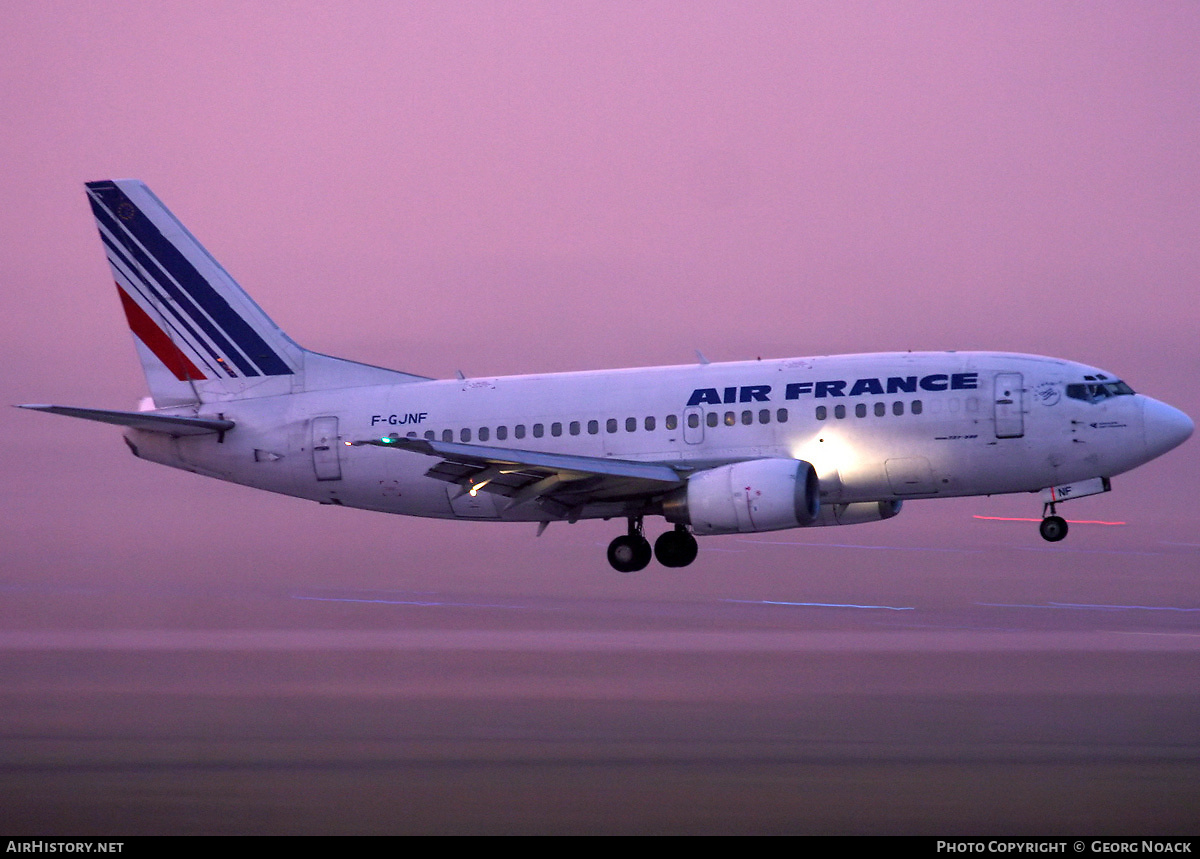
left=19, top=181, right=1194, bottom=571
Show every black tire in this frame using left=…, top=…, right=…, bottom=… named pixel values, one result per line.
left=1039, top=515, right=1068, bottom=542
left=608, top=534, right=652, bottom=572
left=654, top=528, right=699, bottom=568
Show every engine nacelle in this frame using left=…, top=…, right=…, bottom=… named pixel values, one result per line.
left=812, top=499, right=903, bottom=527
left=664, top=458, right=820, bottom=535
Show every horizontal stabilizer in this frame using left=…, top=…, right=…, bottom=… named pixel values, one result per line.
left=16, top=404, right=234, bottom=436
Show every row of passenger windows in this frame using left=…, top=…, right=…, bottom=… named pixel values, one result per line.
left=422, top=409, right=790, bottom=442
left=816, top=399, right=923, bottom=420
left=398, top=400, right=923, bottom=442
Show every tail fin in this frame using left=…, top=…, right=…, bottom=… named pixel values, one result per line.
left=87, top=179, right=306, bottom=406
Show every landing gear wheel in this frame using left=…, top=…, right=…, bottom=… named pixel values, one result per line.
left=1039, top=515, right=1068, bottom=542
left=654, top=527, right=699, bottom=568
left=607, top=534, right=652, bottom=572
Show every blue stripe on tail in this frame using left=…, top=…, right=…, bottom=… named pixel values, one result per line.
left=86, top=181, right=294, bottom=377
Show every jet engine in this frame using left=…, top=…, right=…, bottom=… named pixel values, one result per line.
left=663, top=458, right=820, bottom=535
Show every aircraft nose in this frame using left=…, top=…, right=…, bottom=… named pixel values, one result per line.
left=1143, top=398, right=1194, bottom=459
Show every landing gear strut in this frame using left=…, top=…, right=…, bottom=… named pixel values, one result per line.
left=607, top=516, right=653, bottom=572
left=1039, top=502, right=1068, bottom=542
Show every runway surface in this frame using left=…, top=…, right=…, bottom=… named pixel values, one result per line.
left=1, top=584, right=1197, bottom=835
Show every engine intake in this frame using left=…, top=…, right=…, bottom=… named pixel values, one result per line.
left=664, top=458, right=820, bottom=535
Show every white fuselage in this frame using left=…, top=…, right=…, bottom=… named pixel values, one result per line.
left=125, top=350, right=1173, bottom=525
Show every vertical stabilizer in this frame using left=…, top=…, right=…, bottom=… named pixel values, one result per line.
left=86, top=180, right=303, bottom=406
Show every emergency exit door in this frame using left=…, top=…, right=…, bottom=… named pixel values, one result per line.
left=311, top=416, right=343, bottom=481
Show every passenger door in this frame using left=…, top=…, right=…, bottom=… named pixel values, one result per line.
left=993, top=373, right=1025, bottom=439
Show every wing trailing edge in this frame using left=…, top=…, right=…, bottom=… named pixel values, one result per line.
left=352, top=434, right=685, bottom=517
left=355, top=435, right=684, bottom=485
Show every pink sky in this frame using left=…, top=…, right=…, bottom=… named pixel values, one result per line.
left=3, top=2, right=1198, bottom=600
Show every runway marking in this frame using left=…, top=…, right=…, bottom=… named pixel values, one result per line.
left=726, top=599, right=914, bottom=611
left=978, top=601, right=1200, bottom=613
left=1050, top=601, right=1200, bottom=612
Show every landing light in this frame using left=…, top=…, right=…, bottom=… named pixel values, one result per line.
left=789, top=431, right=858, bottom=478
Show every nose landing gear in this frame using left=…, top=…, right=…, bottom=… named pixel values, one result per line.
left=1039, top=502, right=1068, bottom=542
left=606, top=518, right=699, bottom=571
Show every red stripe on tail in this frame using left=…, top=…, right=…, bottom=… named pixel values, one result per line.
left=116, top=285, right=207, bottom=381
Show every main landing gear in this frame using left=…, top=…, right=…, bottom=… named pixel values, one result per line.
left=606, top=517, right=698, bottom=572
left=1039, top=502, right=1068, bottom=543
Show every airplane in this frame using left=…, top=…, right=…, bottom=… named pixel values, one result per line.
left=18, top=179, right=1194, bottom=572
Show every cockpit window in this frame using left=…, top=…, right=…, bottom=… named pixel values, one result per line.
left=1066, top=379, right=1135, bottom=403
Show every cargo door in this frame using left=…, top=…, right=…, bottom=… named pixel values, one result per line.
left=885, top=457, right=936, bottom=495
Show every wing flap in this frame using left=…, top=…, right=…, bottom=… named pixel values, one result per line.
left=359, top=436, right=683, bottom=484
left=352, top=434, right=684, bottom=512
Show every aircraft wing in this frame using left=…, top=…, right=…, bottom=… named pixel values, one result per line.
left=16, top=404, right=235, bottom=436
left=352, top=434, right=685, bottom=517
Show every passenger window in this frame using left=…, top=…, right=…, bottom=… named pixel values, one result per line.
left=569, top=421, right=580, bottom=435
left=706, top=412, right=718, bottom=428
left=442, top=429, right=453, bottom=442
left=461, top=428, right=472, bottom=442
left=912, top=400, right=923, bottom=415
left=893, top=401, right=903, bottom=416
left=834, top=405, right=846, bottom=419
left=816, top=406, right=827, bottom=420
left=725, top=411, right=736, bottom=426
left=496, top=426, right=507, bottom=441
left=759, top=409, right=770, bottom=424
left=607, top=418, right=618, bottom=433
left=406, top=432, right=417, bottom=439
left=688, top=413, right=699, bottom=429
left=666, top=414, right=678, bottom=430
left=626, top=417, right=637, bottom=432
left=588, top=420, right=599, bottom=435
left=776, top=408, right=788, bottom=423
left=874, top=402, right=885, bottom=417
left=741, top=410, right=752, bottom=425
left=645, top=416, right=655, bottom=431
left=855, top=404, right=866, bottom=418
left=533, top=423, right=544, bottom=438
left=515, top=424, right=526, bottom=439
left=479, top=427, right=489, bottom=442
left=551, top=422, right=562, bottom=437
left=425, top=430, right=435, bottom=440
